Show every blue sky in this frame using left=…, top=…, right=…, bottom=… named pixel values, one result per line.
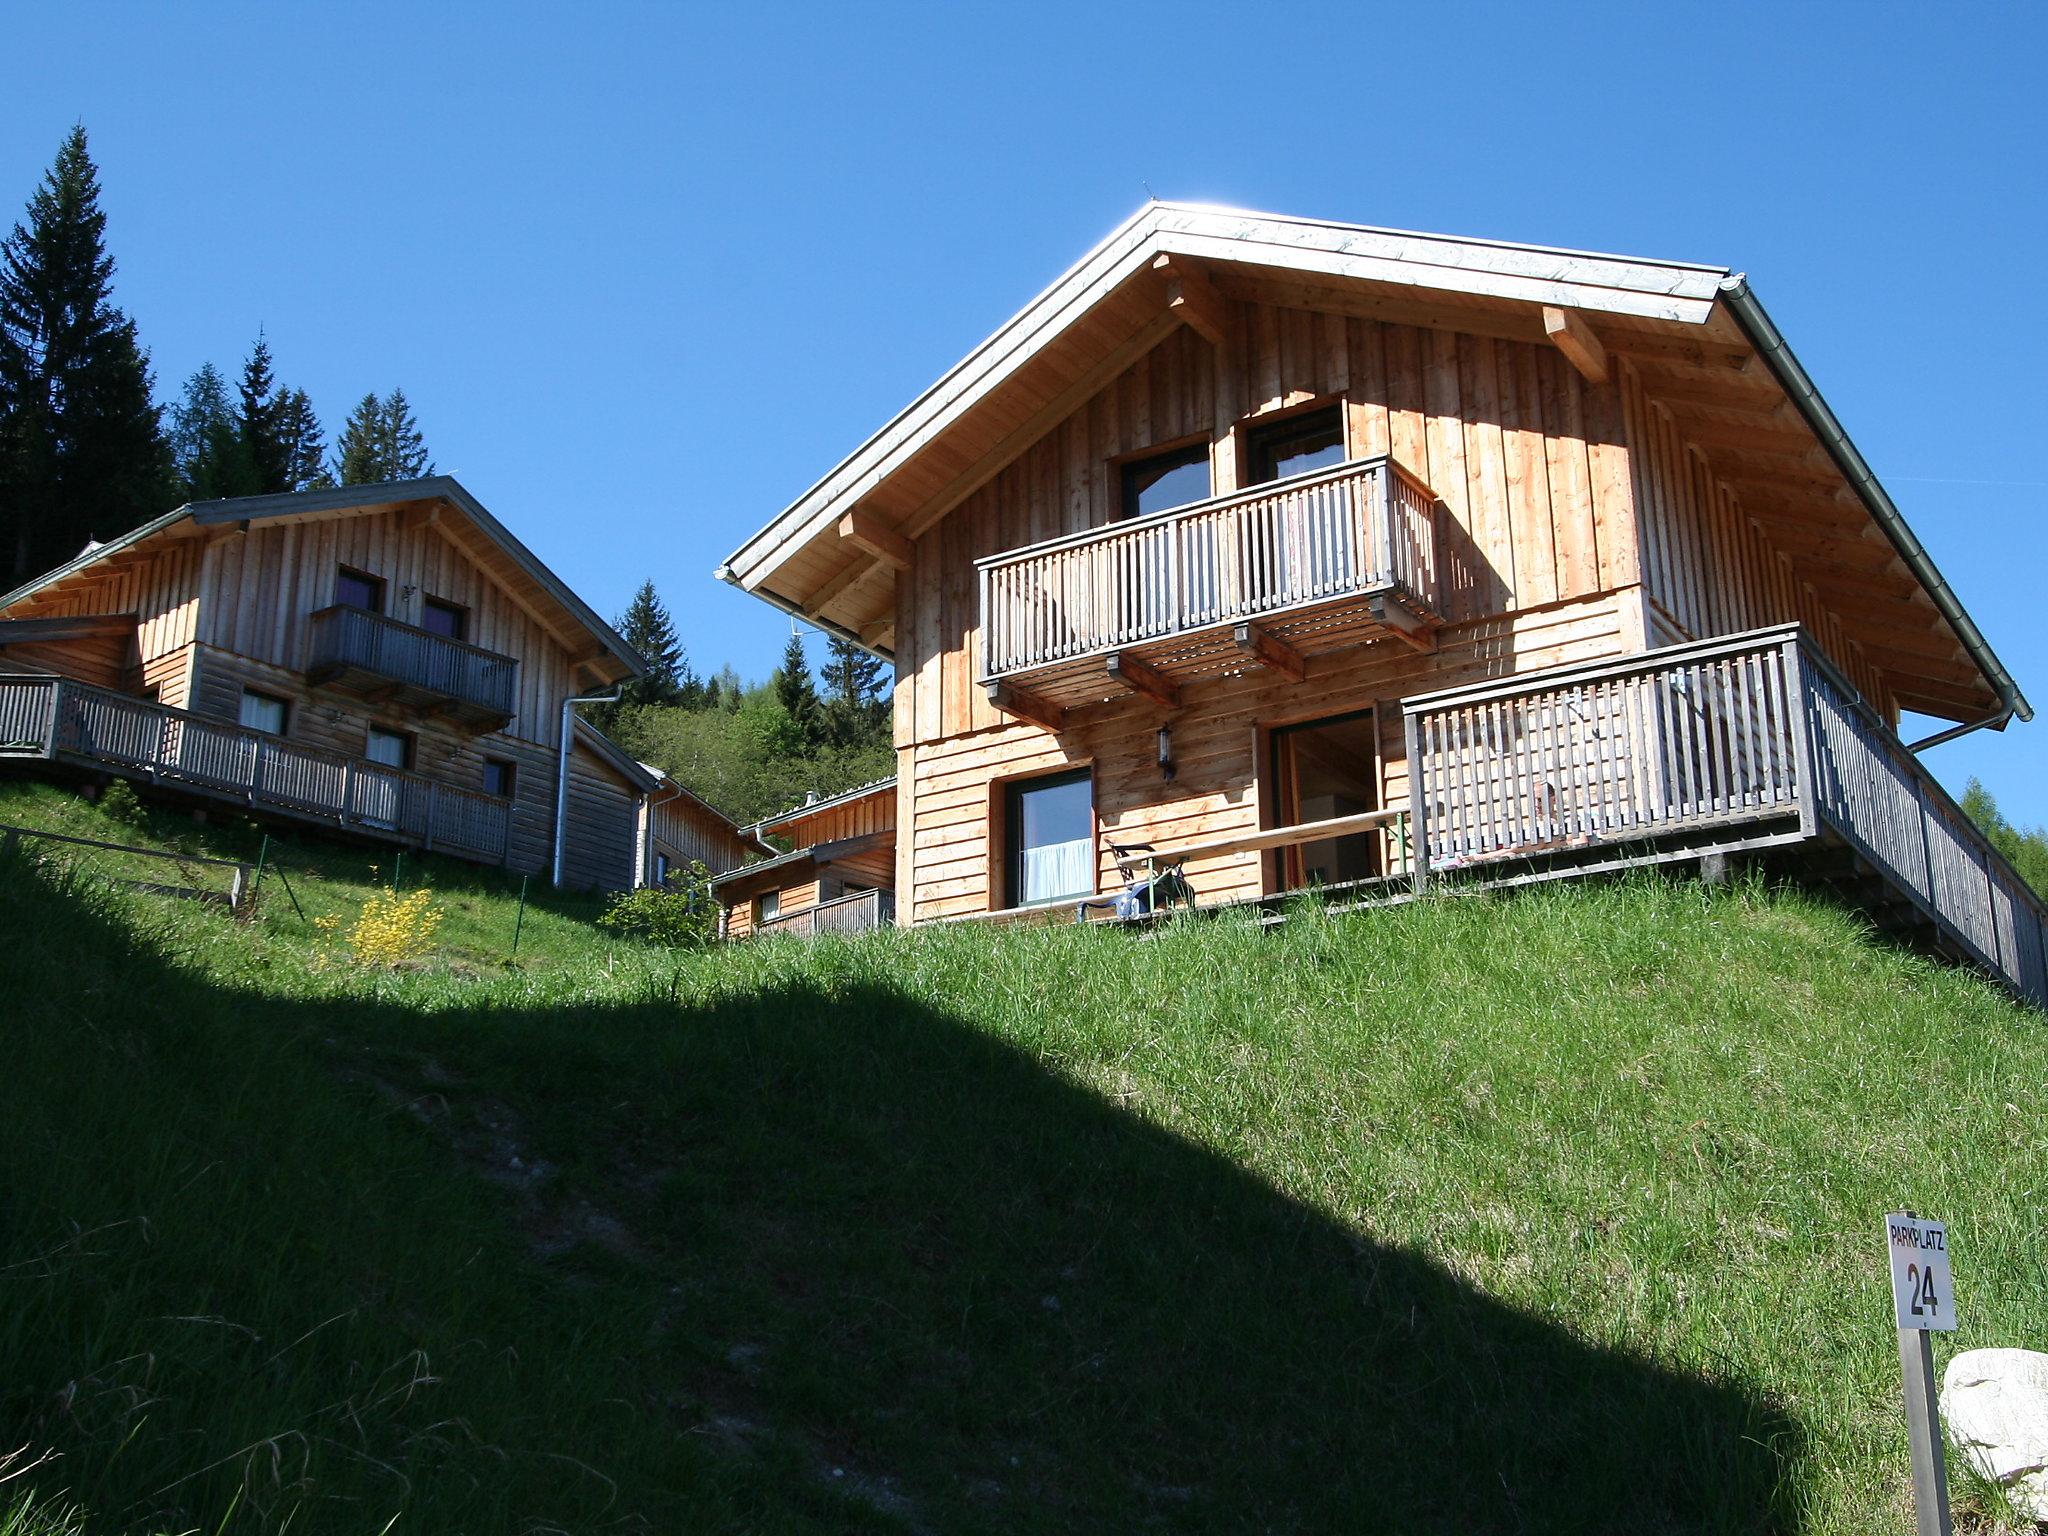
left=5, top=2, right=2044, bottom=821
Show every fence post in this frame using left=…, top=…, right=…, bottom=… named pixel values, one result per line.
left=512, top=874, right=528, bottom=956
left=1782, top=635, right=1817, bottom=839
left=1403, top=708, right=1429, bottom=893
left=44, top=678, right=63, bottom=758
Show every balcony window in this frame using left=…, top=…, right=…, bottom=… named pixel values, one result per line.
left=1005, top=768, right=1094, bottom=907
left=1270, top=709, right=1380, bottom=888
left=1246, top=406, right=1344, bottom=485
left=335, top=567, right=384, bottom=614
left=366, top=726, right=414, bottom=770
left=1118, top=441, right=1211, bottom=521
left=482, top=757, right=515, bottom=798
left=420, top=596, right=467, bottom=640
left=756, top=890, right=780, bottom=923
left=238, top=689, right=288, bottom=736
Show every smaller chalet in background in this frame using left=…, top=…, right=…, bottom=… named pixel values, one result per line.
left=713, top=778, right=895, bottom=939
left=0, top=477, right=750, bottom=891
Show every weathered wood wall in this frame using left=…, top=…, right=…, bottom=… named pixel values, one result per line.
left=558, top=740, right=640, bottom=891
left=762, top=787, right=895, bottom=852
left=645, top=794, right=755, bottom=880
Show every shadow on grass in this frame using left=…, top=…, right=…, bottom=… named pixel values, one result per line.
left=0, top=858, right=1801, bottom=1534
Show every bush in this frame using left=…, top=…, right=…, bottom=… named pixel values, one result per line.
left=95, top=779, right=144, bottom=827
left=325, top=887, right=446, bottom=967
left=598, top=864, right=717, bottom=949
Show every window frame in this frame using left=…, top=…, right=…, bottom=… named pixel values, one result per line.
left=1002, top=766, right=1097, bottom=910
left=238, top=688, right=290, bottom=737
left=365, top=724, right=415, bottom=771
left=756, top=889, right=781, bottom=923
left=418, top=594, right=468, bottom=641
left=481, top=757, right=516, bottom=799
left=1114, top=435, right=1214, bottom=522
left=334, top=566, right=386, bottom=615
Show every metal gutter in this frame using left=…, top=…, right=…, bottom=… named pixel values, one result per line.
left=1717, top=275, right=2031, bottom=725
left=713, top=563, right=890, bottom=662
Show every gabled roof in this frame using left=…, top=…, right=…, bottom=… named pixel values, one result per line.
left=745, top=775, right=896, bottom=839
left=0, top=476, right=646, bottom=681
left=716, top=200, right=2025, bottom=726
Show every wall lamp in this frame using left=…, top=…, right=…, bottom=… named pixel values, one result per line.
left=1158, top=723, right=1176, bottom=782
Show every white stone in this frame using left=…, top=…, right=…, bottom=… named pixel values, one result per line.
left=1941, top=1348, right=2048, bottom=1520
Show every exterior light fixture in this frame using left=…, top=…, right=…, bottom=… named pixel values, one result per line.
left=1158, top=723, right=1176, bottom=782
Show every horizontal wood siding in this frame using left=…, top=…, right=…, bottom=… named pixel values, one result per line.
left=897, top=310, right=1637, bottom=748
left=560, top=742, right=639, bottom=891
left=905, top=594, right=1628, bottom=922
left=762, top=787, right=895, bottom=851
left=1620, top=364, right=1891, bottom=716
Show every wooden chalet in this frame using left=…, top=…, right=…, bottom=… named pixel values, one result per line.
left=713, top=778, right=896, bottom=939
left=0, top=477, right=738, bottom=890
left=718, top=202, right=2047, bottom=1005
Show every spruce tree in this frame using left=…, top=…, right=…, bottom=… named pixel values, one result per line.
left=822, top=635, right=888, bottom=748
left=236, top=334, right=289, bottom=493
left=0, top=126, right=170, bottom=580
left=333, top=388, right=433, bottom=484
left=275, top=388, right=330, bottom=491
left=773, top=630, right=823, bottom=747
left=615, top=579, right=685, bottom=709
left=168, top=362, right=247, bottom=501
left=379, top=388, right=432, bottom=479
left=334, top=392, right=383, bottom=484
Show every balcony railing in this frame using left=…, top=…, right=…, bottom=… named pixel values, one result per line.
left=978, top=455, right=1439, bottom=691
left=0, top=674, right=511, bottom=863
left=755, top=887, right=895, bottom=939
left=308, top=606, right=518, bottom=726
left=1402, top=626, right=2048, bottom=1006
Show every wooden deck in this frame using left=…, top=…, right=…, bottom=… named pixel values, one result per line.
left=0, top=674, right=511, bottom=863
left=754, top=886, right=895, bottom=939
left=976, top=455, right=1442, bottom=711
left=307, top=605, right=519, bottom=728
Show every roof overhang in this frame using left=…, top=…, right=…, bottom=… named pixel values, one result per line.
left=745, top=776, right=898, bottom=840
left=710, top=830, right=892, bottom=901
left=717, top=200, right=2025, bottom=727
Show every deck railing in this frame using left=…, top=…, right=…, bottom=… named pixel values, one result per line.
left=308, top=606, right=519, bottom=720
left=756, top=886, right=895, bottom=939
left=1403, top=626, right=2048, bottom=1006
left=0, top=674, right=511, bottom=862
left=977, top=455, right=1439, bottom=679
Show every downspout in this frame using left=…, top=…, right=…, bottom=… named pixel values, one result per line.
left=1906, top=707, right=2016, bottom=755
left=553, top=687, right=623, bottom=887
left=642, top=779, right=685, bottom=887
left=1716, top=276, right=2032, bottom=730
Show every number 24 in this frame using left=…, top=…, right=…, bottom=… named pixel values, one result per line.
left=1906, top=1261, right=1940, bottom=1316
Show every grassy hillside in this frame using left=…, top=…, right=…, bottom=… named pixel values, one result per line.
left=0, top=782, right=2042, bottom=1534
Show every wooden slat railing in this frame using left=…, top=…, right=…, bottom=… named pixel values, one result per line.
left=0, top=674, right=510, bottom=863
left=756, top=887, right=895, bottom=939
left=977, top=455, right=1439, bottom=679
left=308, top=606, right=519, bottom=719
left=1403, top=626, right=2048, bottom=1007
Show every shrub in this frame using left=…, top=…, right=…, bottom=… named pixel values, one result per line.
left=339, top=887, right=445, bottom=967
left=95, top=779, right=144, bottom=827
left=598, top=864, right=717, bottom=949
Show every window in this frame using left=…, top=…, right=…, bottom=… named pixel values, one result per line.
left=653, top=852, right=672, bottom=887
left=1005, top=768, right=1094, bottom=908
left=366, top=726, right=413, bottom=770
left=1118, top=441, right=1212, bottom=520
left=335, top=567, right=384, bottom=614
left=1270, top=709, right=1380, bottom=889
left=756, top=890, right=780, bottom=923
left=481, top=757, right=516, bottom=798
left=238, top=689, right=288, bottom=736
left=1246, top=406, right=1345, bottom=486
left=419, top=596, right=467, bottom=640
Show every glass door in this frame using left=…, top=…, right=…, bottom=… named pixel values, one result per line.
left=1270, top=709, right=1380, bottom=890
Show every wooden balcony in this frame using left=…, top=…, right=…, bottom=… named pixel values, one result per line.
left=1401, top=626, right=2048, bottom=1006
left=977, top=455, right=1442, bottom=714
left=0, top=674, right=511, bottom=863
left=308, top=605, right=518, bottom=728
left=755, top=886, right=895, bottom=939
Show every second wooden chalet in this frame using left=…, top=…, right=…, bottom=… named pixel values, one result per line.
left=0, top=477, right=747, bottom=891
left=712, top=778, right=895, bottom=939
left=719, top=202, right=2048, bottom=1005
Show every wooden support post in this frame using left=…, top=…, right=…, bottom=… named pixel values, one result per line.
left=1151, top=253, right=1232, bottom=350
left=1106, top=651, right=1180, bottom=710
left=837, top=508, right=914, bottom=571
left=1403, top=709, right=1429, bottom=892
left=1233, top=622, right=1306, bottom=683
left=984, top=681, right=1065, bottom=733
left=1542, top=305, right=1610, bottom=385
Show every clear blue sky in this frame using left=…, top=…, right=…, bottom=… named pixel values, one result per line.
left=6, top=3, right=2044, bottom=821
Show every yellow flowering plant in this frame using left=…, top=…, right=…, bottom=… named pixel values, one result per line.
left=339, top=887, right=446, bottom=968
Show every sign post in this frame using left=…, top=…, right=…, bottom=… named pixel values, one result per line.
left=1886, top=1211, right=1955, bottom=1536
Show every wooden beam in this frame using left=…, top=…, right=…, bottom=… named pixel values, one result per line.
left=837, top=508, right=913, bottom=571
left=983, top=681, right=1064, bottom=733
left=1542, top=306, right=1609, bottom=384
left=858, top=617, right=896, bottom=651
left=1232, top=621, right=1306, bottom=683
left=1105, top=650, right=1180, bottom=710
left=804, top=554, right=873, bottom=618
left=1152, top=253, right=1232, bottom=350
left=1368, top=597, right=1437, bottom=654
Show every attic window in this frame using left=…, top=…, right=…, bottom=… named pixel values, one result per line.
left=1118, top=442, right=1211, bottom=520
left=1246, top=407, right=1345, bottom=485
left=335, top=567, right=384, bottom=614
left=420, top=596, right=466, bottom=640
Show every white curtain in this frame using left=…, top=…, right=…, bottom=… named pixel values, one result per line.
left=1021, top=836, right=1093, bottom=903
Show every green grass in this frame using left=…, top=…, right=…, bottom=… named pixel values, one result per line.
left=0, top=778, right=2043, bottom=1533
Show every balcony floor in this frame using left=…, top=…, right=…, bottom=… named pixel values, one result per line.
left=308, top=662, right=513, bottom=730
left=987, top=584, right=1434, bottom=710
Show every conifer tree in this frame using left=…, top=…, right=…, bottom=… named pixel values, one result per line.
left=168, top=362, right=247, bottom=501
left=615, top=579, right=686, bottom=709
left=333, top=388, right=433, bottom=484
left=773, top=630, right=823, bottom=748
left=821, top=635, right=888, bottom=748
left=378, top=388, right=432, bottom=479
left=0, top=126, right=170, bottom=580
left=236, top=334, right=289, bottom=493
left=333, top=392, right=383, bottom=484
left=275, top=387, right=330, bottom=491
